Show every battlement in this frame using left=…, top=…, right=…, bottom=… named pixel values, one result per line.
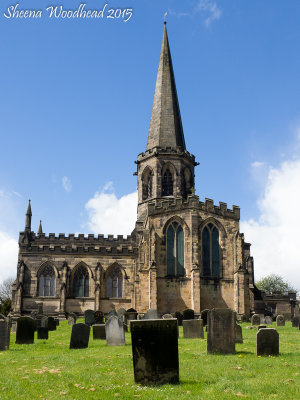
left=137, top=146, right=196, bottom=163
left=30, top=232, right=135, bottom=242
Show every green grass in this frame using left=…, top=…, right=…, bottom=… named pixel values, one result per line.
left=0, top=321, right=299, bottom=399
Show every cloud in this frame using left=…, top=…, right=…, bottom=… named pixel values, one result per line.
left=0, top=231, right=18, bottom=284
left=251, top=161, right=266, bottom=168
left=62, top=176, right=72, bottom=192
left=241, top=159, right=300, bottom=292
left=196, top=0, right=222, bottom=27
left=85, top=183, right=137, bottom=236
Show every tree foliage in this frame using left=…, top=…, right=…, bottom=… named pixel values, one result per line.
left=256, top=274, right=297, bottom=295
left=0, top=277, right=14, bottom=316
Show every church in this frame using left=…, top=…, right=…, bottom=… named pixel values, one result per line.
left=12, top=23, right=255, bottom=319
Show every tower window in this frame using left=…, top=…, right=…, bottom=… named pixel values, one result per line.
left=166, top=222, right=184, bottom=277
left=73, top=265, right=89, bottom=297
left=202, top=223, right=220, bottom=277
left=107, top=266, right=123, bottom=298
left=142, top=171, right=152, bottom=200
left=162, top=169, right=173, bottom=196
left=38, top=265, right=55, bottom=297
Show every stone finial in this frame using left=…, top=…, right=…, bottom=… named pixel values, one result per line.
left=38, top=220, right=43, bottom=235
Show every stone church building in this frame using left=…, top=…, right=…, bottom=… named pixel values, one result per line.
left=12, top=24, right=255, bottom=319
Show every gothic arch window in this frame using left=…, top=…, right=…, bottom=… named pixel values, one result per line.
left=142, top=168, right=153, bottom=200
left=38, top=265, right=55, bottom=297
left=107, top=266, right=123, bottom=298
left=162, top=169, right=173, bottom=196
left=23, top=266, right=31, bottom=296
left=202, top=223, right=220, bottom=277
left=167, top=222, right=184, bottom=277
left=73, top=265, right=89, bottom=297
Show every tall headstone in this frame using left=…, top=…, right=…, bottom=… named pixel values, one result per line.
left=142, top=309, right=159, bottom=320
left=201, top=309, right=210, bottom=326
left=84, top=310, right=95, bottom=326
left=292, top=316, right=299, bottom=327
left=235, top=324, right=243, bottom=344
left=105, top=316, right=125, bottom=346
left=183, top=309, right=194, bottom=320
left=174, top=311, right=183, bottom=326
left=0, top=317, right=10, bottom=351
left=131, top=319, right=179, bottom=385
left=47, top=317, right=56, bottom=331
left=93, top=324, right=106, bottom=340
left=276, top=315, right=285, bottom=327
left=207, top=308, right=236, bottom=355
left=256, top=328, right=279, bottom=356
left=94, top=311, right=104, bottom=324
left=251, top=314, right=260, bottom=326
left=183, top=319, right=204, bottom=339
left=16, top=317, right=35, bottom=344
left=37, top=327, right=49, bottom=340
left=70, top=323, right=90, bottom=349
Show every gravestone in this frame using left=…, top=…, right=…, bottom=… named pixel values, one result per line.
left=70, top=323, right=90, bottom=349
left=174, top=311, right=183, bottom=326
left=37, top=303, right=43, bottom=315
left=201, top=309, right=210, bottom=326
left=162, top=314, right=173, bottom=319
left=291, top=316, right=299, bottom=327
left=131, top=319, right=179, bottom=385
left=68, top=313, right=77, bottom=325
left=142, top=309, right=159, bottom=320
left=256, top=328, right=279, bottom=356
left=41, top=316, right=48, bottom=328
left=183, top=309, right=194, bottom=320
left=117, top=308, right=126, bottom=322
left=207, top=308, right=236, bottom=354
left=47, top=317, right=56, bottom=331
left=37, top=327, right=48, bottom=340
left=0, top=317, right=10, bottom=351
left=251, top=314, right=260, bottom=325
left=84, top=310, right=95, bottom=326
left=265, top=316, right=273, bottom=325
left=12, top=321, right=17, bottom=333
left=105, top=316, right=125, bottom=346
left=235, top=324, right=243, bottom=343
left=183, top=319, right=204, bottom=339
left=276, top=315, right=285, bottom=327
left=93, top=324, right=106, bottom=340
left=16, top=317, right=35, bottom=344
left=94, top=311, right=104, bottom=324
left=125, top=309, right=138, bottom=326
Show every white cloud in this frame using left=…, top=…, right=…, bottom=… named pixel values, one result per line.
left=62, top=176, right=72, bottom=192
left=196, top=0, right=222, bottom=27
left=241, top=159, right=300, bottom=292
left=85, top=183, right=137, bottom=236
left=251, top=161, right=265, bottom=168
left=0, top=231, right=18, bottom=284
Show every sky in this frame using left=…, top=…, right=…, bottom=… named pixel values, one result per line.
left=0, top=0, right=300, bottom=292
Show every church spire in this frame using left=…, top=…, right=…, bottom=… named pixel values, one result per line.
left=38, top=220, right=43, bottom=235
left=25, top=200, right=32, bottom=231
left=146, top=22, right=186, bottom=151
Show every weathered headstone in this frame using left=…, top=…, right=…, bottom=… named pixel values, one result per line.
left=41, top=316, right=48, bottom=328
left=68, top=313, right=77, bottom=325
left=201, top=309, right=210, bottom=326
left=93, top=324, right=106, bottom=340
left=37, top=303, right=43, bottom=315
left=142, top=309, right=159, bottom=320
left=125, top=309, right=138, bottom=326
left=235, top=324, right=243, bottom=343
left=276, top=315, right=285, bottom=327
left=131, top=319, right=179, bottom=385
left=84, top=310, right=95, bottom=326
left=12, top=321, right=17, bottom=333
left=117, top=308, right=126, bottom=320
left=174, top=311, right=183, bottom=326
left=265, top=316, right=273, bottom=325
left=0, top=317, right=10, bottom=350
left=207, top=308, right=236, bottom=354
left=47, top=317, right=56, bottom=331
left=162, top=314, right=173, bottom=319
left=292, top=316, right=299, bottom=327
left=251, top=314, right=260, bottom=325
left=183, top=309, right=194, bottom=320
left=183, top=319, right=204, bottom=339
left=256, top=328, right=279, bottom=356
left=70, top=323, right=90, bottom=349
left=105, top=316, right=125, bottom=346
left=94, top=311, right=104, bottom=324
left=16, top=317, right=35, bottom=344
left=37, top=327, right=49, bottom=340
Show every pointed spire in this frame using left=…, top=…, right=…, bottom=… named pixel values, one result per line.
left=25, top=200, right=32, bottom=231
left=38, top=220, right=43, bottom=235
left=146, top=23, right=186, bottom=151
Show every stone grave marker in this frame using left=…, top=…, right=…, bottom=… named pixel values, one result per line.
left=93, top=324, right=106, bottom=340
left=201, top=309, right=210, bottom=326
left=0, top=317, right=10, bottom=351
left=105, top=316, right=125, bottom=346
left=183, top=319, right=204, bottom=339
left=37, top=327, right=48, bottom=340
left=12, top=321, right=17, bottom=333
left=16, top=317, right=35, bottom=344
left=162, top=314, right=173, bottom=319
left=265, top=316, right=273, bottom=325
left=84, top=310, right=95, bottom=326
left=235, top=324, right=243, bottom=343
left=131, top=319, right=179, bottom=385
left=183, top=309, right=194, bottom=320
left=41, top=316, right=48, bottom=328
left=251, top=314, right=260, bottom=325
left=207, top=308, right=236, bottom=354
left=68, top=313, right=77, bottom=325
left=174, top=311, right=183, bottom=326
left=117, top=308, right=126, bottom=320
left=292, top=316, right=299, bottom=327
left=37, top=303, right=43, bottom=315
left=142, top=309, right=159, bottom=320
left=70, top=323, right=90, bottom=349
left=47, top=317, right=56, bottom=331
left=256, top=328, right=279, bottom=356
left=94, top=311, right=104, bottom=324
left=276, top=315, right=285, bottom=327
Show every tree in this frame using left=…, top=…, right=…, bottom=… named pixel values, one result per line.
left=0, top=277, right=15, bottom=316
left=256, top=274, right=297, bottom=295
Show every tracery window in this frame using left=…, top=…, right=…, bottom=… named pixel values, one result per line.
left=202, top=223, right=220, bottom=277
left=107, top=266, right=123, bottom=298
left=38, top=265, right=55, bottom=297
left=73, top=266, right=89, bottom=297
left=166, top=222, right=184, bottom=277
left=142, top=171, right=152, bottom=200
left=162, top=169, right=173, bottom=196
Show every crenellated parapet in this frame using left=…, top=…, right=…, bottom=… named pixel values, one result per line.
left=136, top=146, right=196, bottom=165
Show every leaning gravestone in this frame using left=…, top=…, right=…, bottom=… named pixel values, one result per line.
left=276, top=315, right=285, bottom=327
left=142, top=309, right=159, bottom=320
left=201, top=309, right=210, bottom=326
left=0, top=317, right=10, bottom=351
left=257, top=328, right=279, bottom=356
left=16, top=317, right=35, bottom=344
left=162, top=314, right=173, bottom=319
left=131, top=319, right=179, bottom=385
left=37, top=327, right=48, bottom=340
left=183, top=319, right=204, bottom=339
left=105, top=316, right=125, bottom=346
left=94, top=311, right=104, bottom=324
left=265, top=316, right=273, bottom=325
left=174, top=311, right=183, bottom=326
left=47, top=317, right=56, bottom=331
left=207, top=308, right=236, bottom=354
left=251, top=314, right=260, bottom=325
left=291, top=316, right=299, bottom=327
left=235, top=324, right=243, bottom=343
left=84, top=310, right=95, bottom=326
left=70, top=323, right=90, bottom=349
left=183, top=309, right=194, bottom=320
left=93, top=324, right=106, bottom=340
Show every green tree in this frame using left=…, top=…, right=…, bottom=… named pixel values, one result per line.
left=256, top=274, right=297, bottom=295
left=0, top=277, right=14, bottom=316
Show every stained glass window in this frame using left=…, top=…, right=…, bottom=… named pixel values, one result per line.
left=162, top=169, right=173, bottom=196
left=166, top=222, right=185, bottom=277
left=202, top=224, right=220, bottom=277
left=73, top=266, right=89, bottom=297
left=107, top=266, right=123, bottom=298
left=38, top=265, right=55, bottom=297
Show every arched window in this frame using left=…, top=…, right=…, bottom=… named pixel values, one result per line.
left=142, top=170, right=152, bottom=200
left=107, top=266, right=123, bottom=298
left=202, top=223, right=220, bottom=277
left=73, top=266, right=89, bottom=297
left=38, top=265, right=55, bottom=297
left=167, top=222, right=185, bottom=277
left=23, top=266, right=32, bottom=296
left=162, top=169, right=173, bottom=196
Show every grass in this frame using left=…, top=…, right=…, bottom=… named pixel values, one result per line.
left=0, top=320, right=299, bottom=399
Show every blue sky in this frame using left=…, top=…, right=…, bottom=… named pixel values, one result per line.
left=1, top=0, right=300, bottom=290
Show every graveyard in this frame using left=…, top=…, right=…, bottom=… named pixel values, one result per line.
left=0, top=318, right=299, bottom=399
